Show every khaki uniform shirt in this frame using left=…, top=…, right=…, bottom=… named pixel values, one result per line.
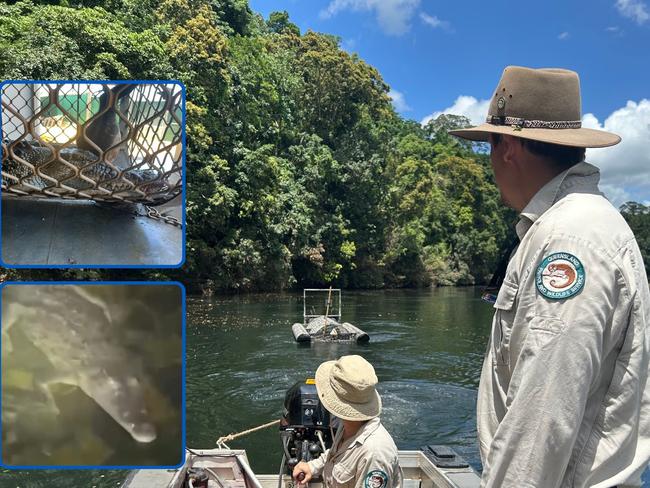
left=478, top=162, right=650, bottom=487
left=307, top=418, right=402, bottom=488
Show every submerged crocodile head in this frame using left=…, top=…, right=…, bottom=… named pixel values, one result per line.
left=2, top=285, right=158, bottom=444
left=79, top=368, right=157, bottom=444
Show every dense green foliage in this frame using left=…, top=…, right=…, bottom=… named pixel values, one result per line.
left=2, top=0, right=646, bottom=291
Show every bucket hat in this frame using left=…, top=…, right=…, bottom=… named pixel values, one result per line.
left=315, top=355, right=381, bottom=421
left=449, top=66, right=620, bottom=148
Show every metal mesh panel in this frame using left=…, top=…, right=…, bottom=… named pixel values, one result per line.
left=1, top=82, right=183, bottom=204
left=303, top=288, right=341, bottom=323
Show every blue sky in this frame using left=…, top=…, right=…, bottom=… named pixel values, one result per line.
left=249, top=0, right=650, bottom=206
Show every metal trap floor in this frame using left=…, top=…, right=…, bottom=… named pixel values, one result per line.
left=1, top=197, right=182, bottom=266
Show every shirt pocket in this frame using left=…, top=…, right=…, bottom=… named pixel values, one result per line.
left=492, top=278, right=519, bottom=366
left=332, top=463, right=356, bottom=487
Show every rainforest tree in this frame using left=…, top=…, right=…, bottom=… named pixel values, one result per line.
left=5, top=0, right=638, bottom=292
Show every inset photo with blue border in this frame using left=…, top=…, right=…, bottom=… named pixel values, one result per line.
left=1, top=281, right=185, bottom=468
left=0, top=80, right=186, bottom=268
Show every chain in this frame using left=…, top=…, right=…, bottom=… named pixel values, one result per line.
left=143, top=205, right=182, bottom=227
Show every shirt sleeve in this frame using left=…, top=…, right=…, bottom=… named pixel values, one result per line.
left=481, top=235, right=630, bottom=488
left=353, top=452, right=398, bottom=488
left=307, top=448, right=329, bottom=477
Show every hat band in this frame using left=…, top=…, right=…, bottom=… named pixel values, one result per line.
left=486, top=115, right=582, bottom=129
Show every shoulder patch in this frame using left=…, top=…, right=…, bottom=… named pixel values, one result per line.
left=364, top=470, right=388, bottom=488
left=535, top=252, right=585, bottom=300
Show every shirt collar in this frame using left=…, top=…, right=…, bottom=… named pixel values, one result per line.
left=335, top=417, right=381, bottom=451
left=353, top=417, right=381, bottom=446
left=515, top=161, right=602, bottom=240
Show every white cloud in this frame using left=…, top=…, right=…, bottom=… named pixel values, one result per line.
left=421, top=95, right=490, bottom=126
left=558, top=31, right=570, bottom=40
left=605, top=25, right=625, bottom=36
left=389, top=89, right=412, bottom=112
left=419, top=12, right=451, bottom=31
left=320, top=0, right=420, bottom=36
left=615, top=0, right=649, bottom=24
left=599, top=184, right=633, bottom=208
left=341, top=37, right=359, bottom=52
left=584, top=99, right=650, bottom=206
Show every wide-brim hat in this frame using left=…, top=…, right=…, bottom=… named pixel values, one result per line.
left=315, top=355, right=382, bottom=421
left=449, top=66, right=621, bottom=148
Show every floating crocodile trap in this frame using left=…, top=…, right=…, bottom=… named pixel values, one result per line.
left=291, top=288, right=369, bottom=344
left=1, top=82, right=184, bottom=204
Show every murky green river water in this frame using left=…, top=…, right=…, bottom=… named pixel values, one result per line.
left=184, top=288, right=490, bottom=474
left=2, top=288, right=648, bottom=487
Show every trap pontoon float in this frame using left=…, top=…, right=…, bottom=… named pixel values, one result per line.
left=124, top=380, right=480, bottom=488
left=291, top=289, right=369, bottom=344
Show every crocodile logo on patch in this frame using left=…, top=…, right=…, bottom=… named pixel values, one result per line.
left=365, top=470, right=388, bottom=488
left=536, top=252, right=585, bottom=300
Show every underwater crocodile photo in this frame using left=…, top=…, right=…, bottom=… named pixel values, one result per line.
left=1, top=284, right=183, bottom=467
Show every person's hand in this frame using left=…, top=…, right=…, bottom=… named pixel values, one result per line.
left=293, top=461, right=312, bottom=486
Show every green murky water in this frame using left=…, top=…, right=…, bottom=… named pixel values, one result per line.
left=1, top=285, right=182, bottom=484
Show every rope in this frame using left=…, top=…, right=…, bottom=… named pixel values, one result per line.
left=216, top=419, right=280, bottom=447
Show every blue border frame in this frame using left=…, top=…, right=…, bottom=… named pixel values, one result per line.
left=0, top=280, right=187, bottom=470
left=0, top=80, right=187, bottom=269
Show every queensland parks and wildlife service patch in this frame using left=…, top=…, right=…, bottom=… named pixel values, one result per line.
left=536, top=252, right=585, bottom=300
left=364, top=470, right=388, bottom=488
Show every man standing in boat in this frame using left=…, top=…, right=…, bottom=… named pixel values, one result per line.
left=450, top=66, right=650, bottom=487
left=292, top=355, right=402, bottom=488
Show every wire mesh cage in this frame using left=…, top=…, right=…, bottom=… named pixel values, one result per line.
left=1, top=82, right=184, bottom=204
left=303, top=288, right=341, bottom=323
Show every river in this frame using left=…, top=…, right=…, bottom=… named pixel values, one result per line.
left=185, top=288, right=489, bottom=474
left=2, top=288, right=649, bottom=486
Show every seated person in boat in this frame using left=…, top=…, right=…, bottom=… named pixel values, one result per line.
left=293, top=355, right=402, bottom=488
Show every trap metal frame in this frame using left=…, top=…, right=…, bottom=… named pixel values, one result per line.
left=1, top=81, right=184, bottom=205
left=303, top=288, right=341, bottom=324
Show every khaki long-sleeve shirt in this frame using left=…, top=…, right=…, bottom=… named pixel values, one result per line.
left=478, top=162, right=650, bottom=487
left=307, top=418, right=402, bottom=488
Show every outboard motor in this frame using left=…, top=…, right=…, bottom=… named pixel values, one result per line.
left=279, top=380, right=334, bottom=478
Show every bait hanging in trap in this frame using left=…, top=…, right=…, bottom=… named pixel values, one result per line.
left=1, top=82, right=184, bottom=204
